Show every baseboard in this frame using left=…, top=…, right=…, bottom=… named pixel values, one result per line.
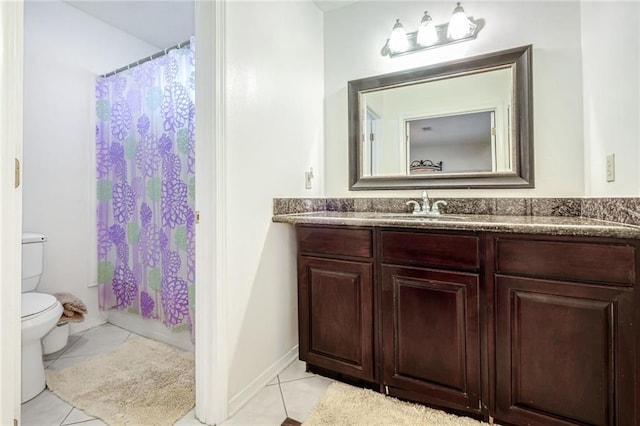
left=228, top=345, right=299, bottom=416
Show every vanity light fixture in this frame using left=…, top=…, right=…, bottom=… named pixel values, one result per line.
left=416, top=12, right=438, bottom=47
left=389, top=19, right=409, bottom=53
left=381, top=2, right=483, bottom=58
left=447, top=2, right=476, bottom=40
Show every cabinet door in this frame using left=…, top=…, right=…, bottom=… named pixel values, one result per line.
left=298, top=256, right=374, bottom=381
left=495, top=276, right=634, bottom=426
left=381, top=265, right=481, bottom=414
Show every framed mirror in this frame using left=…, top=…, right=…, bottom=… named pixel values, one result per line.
left=348, top=45, right=533, bottom=190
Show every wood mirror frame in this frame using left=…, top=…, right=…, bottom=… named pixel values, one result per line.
left=348, top=45, right=533, bottom=190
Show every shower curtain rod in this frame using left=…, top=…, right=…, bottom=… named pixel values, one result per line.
left=99, top=38, right=191, bottom=78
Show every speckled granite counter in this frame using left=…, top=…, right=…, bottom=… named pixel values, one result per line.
left=272, top=211, right=640, bottom=239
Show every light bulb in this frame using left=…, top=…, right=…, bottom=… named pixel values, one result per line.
left=447, top=2, right=473, bottom=40
left=389, top=19, right=409, bottom=53
left=416, top=11, right=438, bottom=47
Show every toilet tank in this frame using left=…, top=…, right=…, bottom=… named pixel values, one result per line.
left=22, top=233, right=47, bottom=293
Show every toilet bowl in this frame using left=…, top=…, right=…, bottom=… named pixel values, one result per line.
left=20, top=233, right=63, bottom=403
left=21, top=293, right=62, bottom=402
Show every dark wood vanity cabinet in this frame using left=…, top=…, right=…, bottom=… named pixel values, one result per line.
left=295, top=225, right=639, bottom=425
left=297, top=226, right=375, bottom=382
left=380, top=230, right=482, bottom=415
left=493, top=236, right=637, bottom=426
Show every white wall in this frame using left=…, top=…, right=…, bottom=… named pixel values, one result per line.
left=324, top=1, right=585, bottom=197
left=23, top=1, right=159, bottom=332
left=224, top=0, right=324, bottom=410
left=581, top=1, right=640, bottom=196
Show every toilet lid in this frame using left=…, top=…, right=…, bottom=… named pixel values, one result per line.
left=22, top=293, right=58, bottom=318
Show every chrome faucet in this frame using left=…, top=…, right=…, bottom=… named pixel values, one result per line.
left=405, top=191, right=447, bottom=215
left=421, top=191, right=431, bottom=212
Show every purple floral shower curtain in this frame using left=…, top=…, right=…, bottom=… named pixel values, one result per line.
left=96, top=40, right=195, bottom=335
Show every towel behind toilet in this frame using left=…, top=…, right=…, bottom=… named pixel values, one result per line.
left=53, top=292, right=87, bottom=323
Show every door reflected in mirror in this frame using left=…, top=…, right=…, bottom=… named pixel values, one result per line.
left=362, top=67, right=512, bottom=177
left=409, top=110, right=497, bottom=174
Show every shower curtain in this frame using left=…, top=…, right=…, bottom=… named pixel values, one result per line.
left=96, top=40, right=195, bottom=335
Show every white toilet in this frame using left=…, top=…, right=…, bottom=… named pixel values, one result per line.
left=21, top=233, right=62, bottom=403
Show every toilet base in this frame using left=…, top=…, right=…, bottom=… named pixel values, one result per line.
left=43, top=323, right=69, bottom=355
left=21, top=340, right=46, bottom=403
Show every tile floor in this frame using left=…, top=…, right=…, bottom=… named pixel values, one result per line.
left=220, top=360, right=333, bottom=426
left=22, top=323, right=332, bottom=426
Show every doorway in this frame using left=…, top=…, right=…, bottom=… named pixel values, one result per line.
left=0, top=1, right=225, bottom=424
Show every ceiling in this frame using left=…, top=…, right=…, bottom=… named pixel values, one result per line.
left=65, top=1, right=195, bottom=49
left=312, top=0, right=359, bottom=12
left=64, top=0, right=357, bottom=49
left=409, top=112, right=493, bottom=147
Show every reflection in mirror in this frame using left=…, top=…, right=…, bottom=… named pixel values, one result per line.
left=362, top=67, right=512, bottom=177
left=348, top=45, right=533, bottom=190
left=408, top=110, right=495, bottom=175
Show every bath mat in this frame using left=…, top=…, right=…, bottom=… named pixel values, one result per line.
left=303, top=382, right=496, bottom=425
left=46, top=336, right=194, bottom=426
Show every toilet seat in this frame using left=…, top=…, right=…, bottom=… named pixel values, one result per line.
left=22, top=293, right=58, bottom=319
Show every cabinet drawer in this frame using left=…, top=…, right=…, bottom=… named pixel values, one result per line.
left=381, top=231, right=479, bottom=270
left=298, top=226, right=372, bottom=258
left=496, top=238, right=636, bottom=286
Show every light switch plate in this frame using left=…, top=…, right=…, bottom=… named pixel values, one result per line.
left=606, top=154, right=615, bottom=182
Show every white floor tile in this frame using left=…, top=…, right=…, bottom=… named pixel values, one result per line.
left=280, top=376, right=333, bottom=422
left=278, top=359, right=315, bottom=384
left=67, top=420, right=107, bottom=426
left=220, top=385, right=287, bottom=426
left=173, top=408, right=204, bottom=425
left=266, top=376, right=279, bottom=386
left=43, top=333, right=84, bottom=361
left=78, top=323, right=130, bottom=339
left=58, top=324, right=130, bottom=358
left=42, top=351, right=62, bottom=362
left=61, top=407, right=96, bottom=425
left=21, top=389, right=73, bottom=426
left=46, top=355, right=92, bottom=371
left=43, top=352, right=59, bottom=362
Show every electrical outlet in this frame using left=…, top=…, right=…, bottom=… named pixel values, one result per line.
left=606, top=154, right=615, bottom=182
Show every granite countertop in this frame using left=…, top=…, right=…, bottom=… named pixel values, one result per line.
left=272, top=211, right=640, bottom=239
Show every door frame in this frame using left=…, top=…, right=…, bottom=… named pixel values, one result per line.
left=195, top=0, right=228, bottom=424
left=0, top=0, right=24, bottom=424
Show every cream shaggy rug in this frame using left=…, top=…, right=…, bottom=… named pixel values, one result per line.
left=46, top=336, right=194, bottom=426
left=304, top=382, right=495, bottom=426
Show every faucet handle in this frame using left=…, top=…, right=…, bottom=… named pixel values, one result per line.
left=405, top=200, right=421, bottom=213
left=431, top=200, right=448, bottom=214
